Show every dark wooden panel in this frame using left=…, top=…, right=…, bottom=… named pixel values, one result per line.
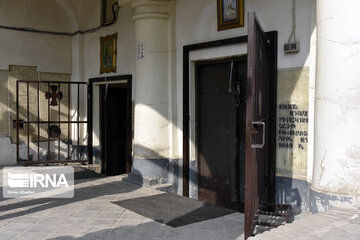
left=197, top=61, right=235, bottom=208
left=183, top=37, right=248, bottom=197
left=245, top=12, right=277, bottom=239
left=196, top=58, right=247, bottom=211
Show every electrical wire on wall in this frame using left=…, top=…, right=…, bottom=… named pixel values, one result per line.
left=0, top=2, right=119, bottom=36
left=284, top=0, right=299, bottom=53
left=288, top=0, right=296, bottom=43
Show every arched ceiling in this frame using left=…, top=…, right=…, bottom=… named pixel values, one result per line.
left=0, top=0, right=80, bottom=33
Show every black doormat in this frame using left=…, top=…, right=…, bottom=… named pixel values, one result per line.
left=73, top=166, right=105, bottom=179
left=113, top=192, right=236, bottom=227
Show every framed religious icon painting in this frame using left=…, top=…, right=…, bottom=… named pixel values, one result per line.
left=100, top=33, right=117, bottom=74
left=217, top=0, right=244, bottom=31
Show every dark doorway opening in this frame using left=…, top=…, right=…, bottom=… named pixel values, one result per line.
left=88, top=75, right=132, bottom=177
left=100, top=85, right=127, bottom=176
left=196, top=57, right=247, bottom=212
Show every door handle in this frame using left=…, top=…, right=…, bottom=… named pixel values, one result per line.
left=251, top=121, right=265, bottom=149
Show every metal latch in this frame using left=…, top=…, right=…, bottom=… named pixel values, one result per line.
left=251, top=121, right=265, bottom=149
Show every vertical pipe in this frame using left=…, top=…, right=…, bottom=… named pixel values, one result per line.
left=77, top=84, right=80, bottom=161
left=68, top=83, right=71, bottom=160
left=16, top=81, right=19, bottom=163
left=37, top=82, right=40, bottom=161
left=47, top=83, right=50, bottom=161
left=27, top=82, right=30, bottom=162
left=87, top=82, right=93, bottom=164
left=58, top=83, right=61, bottom=161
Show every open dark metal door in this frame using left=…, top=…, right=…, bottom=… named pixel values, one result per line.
left=244, top=12, right=277, bottom=239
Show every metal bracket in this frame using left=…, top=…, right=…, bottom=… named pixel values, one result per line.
left=251, top=121, right=265, bottom=149
left=13, top=119, right=24, bottom=129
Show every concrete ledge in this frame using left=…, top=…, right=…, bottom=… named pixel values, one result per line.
left=123, top=173, right=174, bottom=192
left=127, top=158, right=181, bottom=194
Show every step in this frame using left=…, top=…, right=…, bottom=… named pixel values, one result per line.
left=122, top=173, right=174, bottom=192
left=153, top=183, right=174, bottom=192
left=256, top=214, right=287, bottom=227
left=253, top=225, right=274, bottom=235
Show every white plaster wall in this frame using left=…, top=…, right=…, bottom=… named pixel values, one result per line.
left=0, top=135, right=16, bottom=166
left=81, top=4, right=136, bottom=83
left=176, top=0, right=315, bottom=158
left=313, top=0, right=360, bottom=201
left=70, top=1, right=135, bottom=149
left=0, top=0, right=74, bottom=73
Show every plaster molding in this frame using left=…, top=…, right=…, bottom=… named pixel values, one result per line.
left=132, top=13, right=170, bottom=21
left=131, top=0, right=171, bottom=21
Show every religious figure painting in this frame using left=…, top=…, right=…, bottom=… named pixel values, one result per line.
left=217, top=0, right=244, bottom=31
left=100, top=33, right=117, bottom=74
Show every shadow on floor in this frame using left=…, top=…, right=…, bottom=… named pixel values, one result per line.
left=0, top=180, right=140, bottom=221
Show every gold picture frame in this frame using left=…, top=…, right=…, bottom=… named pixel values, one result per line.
left=217, top=0, right=244, bottom=31
left=100, top=33, right=117, bottom=74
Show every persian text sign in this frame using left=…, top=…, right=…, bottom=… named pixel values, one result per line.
left=3, top=167, right=74, bottom=198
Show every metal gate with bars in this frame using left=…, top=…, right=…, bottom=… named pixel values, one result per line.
left=15, top=80, right=89, bottom=165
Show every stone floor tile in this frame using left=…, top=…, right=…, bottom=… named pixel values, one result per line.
left=13, top=231, right=47, bottom=240
left=82, top=205, right=106, bottom=211
left=0, top=231, right=18, bottom=240
left=95, top=211, right=123, bottom=219
left=121, top=212, right=145, bottom=220
left=27, top=223, right=58, bottom=233
left=102, top=205, right=126, bottom=212
left=0, top=219, right=14, bottom=228
left=114, top=219, right=143, bottom=228
left=1, top=223, right=33, bottom=232
left=37, top=217, right=66, bottom=225
left=13, top=217, right=40, bottom=224
left=71, top=210, right=99, bottom=218
left=88, top=218, right=117, bottom=227
left=43, top=233, right=80, bottom=240
left=48, top=211, right=76, bottom=218
left=192, top=229, right=223, bottom=240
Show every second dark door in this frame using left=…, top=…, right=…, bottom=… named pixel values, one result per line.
left=100, top=85, right=127, bottom=176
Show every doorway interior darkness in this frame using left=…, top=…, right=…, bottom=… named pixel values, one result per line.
left=196, top=57, right=247, bottom=212
left=88, top=75, right=132, bottom=176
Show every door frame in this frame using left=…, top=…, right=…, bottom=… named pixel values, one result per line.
left=183, top=36, right=248, bottom=197
left=183, top=34, right=277, bottom=205
left=88, top=75, right=132, bottom=173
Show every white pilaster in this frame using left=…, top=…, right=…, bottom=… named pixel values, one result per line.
left=132, top=0, right=172, bottom=159
left=313, top=0, right=360, bottom=200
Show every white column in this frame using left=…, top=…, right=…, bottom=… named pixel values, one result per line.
left=132, top=0, right=171, bottom=159
left=313, top=0, right=360, bottom=200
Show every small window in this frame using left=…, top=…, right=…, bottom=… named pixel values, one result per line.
left=102, top=0, right=118, bottom=25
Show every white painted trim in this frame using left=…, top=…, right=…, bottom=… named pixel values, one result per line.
left=93, top=80, right=128, bottom=85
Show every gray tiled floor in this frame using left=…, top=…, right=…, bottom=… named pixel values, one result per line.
left=0, top=172, right=245, bottom=240
left=1, top=168, right=360, bottom=240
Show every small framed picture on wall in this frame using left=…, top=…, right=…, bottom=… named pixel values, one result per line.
left=100, top=33, right=117, bottom=74
left=217, top=0, right=244, bottom=31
